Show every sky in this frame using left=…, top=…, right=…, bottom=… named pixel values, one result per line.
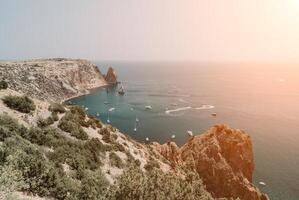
left=1, top=0, right=299, bottom=62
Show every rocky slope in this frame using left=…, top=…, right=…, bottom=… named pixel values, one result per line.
left=105, top=67, right=118, bottom=84
left=0, top=59, right=269, bottom=200
left=152, top=125, right=269, bottom=200
left=0, top=58, right=108, bottom=102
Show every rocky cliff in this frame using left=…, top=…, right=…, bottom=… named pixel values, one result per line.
left=153, top=124, right=269, bottom=200
left=0, top=58, right=108, bottom=102
left=105, top=67, right=118, bottom=84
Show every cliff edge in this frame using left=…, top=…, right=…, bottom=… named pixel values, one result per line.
left=0, top=58, right=108, bottom=102
left=153, top=124, right=269, bottom=200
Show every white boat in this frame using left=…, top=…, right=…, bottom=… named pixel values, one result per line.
left=107, top=119, right=110, bottom=123
left=145, top=137, right=149, bottom=141
left=187, top=130, right=193, bottom=137
left=259, top=182, right=266, bottom=186
left=118, top=85, right=125, bottom=95
left=85, top=107, right=89, bottom=111
left=96, top=113, right=100, bottom=117
left=171, top=135, right=176, bottom=139
left=145, top=105, right=152, bottom=110
left=136, top=117, right=139, bottom=122
left=109, top=107, right=115, bottom=112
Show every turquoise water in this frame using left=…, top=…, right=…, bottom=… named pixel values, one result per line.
left=68, top=62, right=299, bottom=200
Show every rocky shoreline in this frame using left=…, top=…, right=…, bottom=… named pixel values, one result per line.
left=0, top=58, right=269, bottom=200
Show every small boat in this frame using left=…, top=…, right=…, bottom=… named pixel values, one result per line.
left=145, top=105, right=152, bottom=110
left=134, top=127, right=137, bottom=132
left=104, top=101, right=109, bottom=104
left=171, top=103, right=178, bottom=107
left=85, top=107, right=89, bottom=111
left=187, top=130, right=193, bottom=137
left=211, top=113, right=217, bottom=117
left=259, top=182, right=266, bottom=186
left=136, top=117, right=139, bottom=122
left=107, top=118, right=110, bottom=123
left=109, top=107, right=115, bottom=112
left=96, top=113, right=100, bottom=117
left=171, top=135, right=176, bottom=139
left=145, top=137, right=149, bottom=141
left=118, top=85, right=125, bottom=95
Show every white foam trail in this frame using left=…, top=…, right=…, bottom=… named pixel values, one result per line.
left=165, top=105, right=214, bottom=114
left=195, top=105, right=215, bottom=110
left=165, top=106, right=192, bottom=114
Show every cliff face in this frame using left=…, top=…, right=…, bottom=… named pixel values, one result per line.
left=105, top=67, right=118, bottom=84
left=153, top=125, right=269, bottom=200
left=0, top=58, right=107, bottom=102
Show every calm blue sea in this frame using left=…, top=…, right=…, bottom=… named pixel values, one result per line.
left=68, top=61, right=299, bottom=200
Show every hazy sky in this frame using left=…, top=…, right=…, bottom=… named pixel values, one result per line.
left=1, top=0, right=299, bottom=62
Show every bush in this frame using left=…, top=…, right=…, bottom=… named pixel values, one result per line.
left=58, top=119, right=88, bottom=140
left=37, top=116, right=54, bottom=128
left=2, top=95, right=35, bottom=113
left=51, top=112, right=59, bottom=121
left=49, top=103, right=66, bottom=113
left=109, top=152, right=124, bottom=168
left=0, top=80, right=8, bottom=90
left=144, top=157, right=160, bottom=171
left=106, top=167, right=214, bottom=200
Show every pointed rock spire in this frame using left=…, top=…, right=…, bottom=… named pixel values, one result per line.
left=105, top=67, right=118, bottom=85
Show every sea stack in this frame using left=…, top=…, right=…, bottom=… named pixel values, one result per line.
left=152, top=124, right=269, bottom=200
left=105, top=66, right=118, bottom=85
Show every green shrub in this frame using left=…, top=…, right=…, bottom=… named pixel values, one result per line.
left=134, top=159, right=141, bottom=167
left=109, top=152, right=124, bottom=168
left=78, top=170, right=109, bottom=200
left=51, top=112, right=59, bottom=121
left=37, top=116, right=54, bottom=128
left=2, top=95, right=35, bottom=113
left=0, top=80, right=8, bottom=90
left=49, top=103, right=66, bottom=113
left=144, top=157, right=160, bottom=171
left=58, top=119, right=88, bottom=140
left=106, top=167, right=214, bottom=200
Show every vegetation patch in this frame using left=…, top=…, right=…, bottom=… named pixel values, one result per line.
left=2, top=95, right=35, bottom=113
left=48, top=103, right=66, bottom=113
left=58, top=117, right=88, bottom=140
left=106, top=167, right=214, bottom=200
left=0, top=80, right=8, bottom=90
left=144, top=156, right=160, bottom=171
left=109, top=152, right=124, bottom=168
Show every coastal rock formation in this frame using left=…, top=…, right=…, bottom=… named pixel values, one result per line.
left=0, top=58, right=107, bottom=102
left=105, top=67, right=118, bottom=84
left=153, top=125, right=269, bottom=200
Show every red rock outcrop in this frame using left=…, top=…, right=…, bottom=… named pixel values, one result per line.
left=152, top=124, right=269, bottom=200
left=105, top=67, right=118, bottom=85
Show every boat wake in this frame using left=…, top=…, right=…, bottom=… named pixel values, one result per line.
left=165, top=105, right=214, bottom=114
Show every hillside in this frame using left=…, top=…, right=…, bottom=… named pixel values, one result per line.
left=0, top=59, right=269, bottom=200
left=0, top=58, right=107, bottom=102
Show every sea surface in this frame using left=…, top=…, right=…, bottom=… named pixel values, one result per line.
left=68, top=61, right=299, bottom=200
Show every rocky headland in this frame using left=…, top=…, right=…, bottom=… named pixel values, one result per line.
left=0, top=58, right=269, bottom=200
left=152, top=125, right=269, bottom=200
left=0, top=58, right=108, bottom=102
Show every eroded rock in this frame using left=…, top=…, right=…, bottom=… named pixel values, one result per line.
left=153, top=124, right=269, bottom=200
